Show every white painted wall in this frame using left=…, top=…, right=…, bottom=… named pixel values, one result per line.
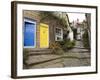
left=69, top=31, right=74, bottom=41
left=0, top=0, right=99, bottom=80
left=68, top=29, right=74, bottom=41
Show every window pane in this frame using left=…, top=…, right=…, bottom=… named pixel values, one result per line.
left=55, top=28, right=63, bottom=41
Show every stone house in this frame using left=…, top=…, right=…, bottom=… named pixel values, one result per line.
left=23, top=10, right=70, bottom=50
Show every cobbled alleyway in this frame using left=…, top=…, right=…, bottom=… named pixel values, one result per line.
left=24, top=40, right=90, bottom=69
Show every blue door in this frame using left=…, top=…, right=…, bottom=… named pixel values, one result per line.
left=24, top=21, right=36, bottom=47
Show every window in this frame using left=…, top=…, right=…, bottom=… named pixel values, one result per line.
left=24, top=19, right=36, bottom=48
left=55, top=27, right=63, bottom=41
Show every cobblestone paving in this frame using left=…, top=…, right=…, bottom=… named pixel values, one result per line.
left=23, top=40, right=90, bottom=69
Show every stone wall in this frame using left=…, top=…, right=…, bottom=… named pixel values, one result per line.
left=23, top=10, right=68, bottom=47
left=23, top=10, right=40, bottom=48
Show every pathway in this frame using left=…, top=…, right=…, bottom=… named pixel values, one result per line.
left=68, top=40, right=90, bottom=53
left=23, top=40, right=91, bottom=69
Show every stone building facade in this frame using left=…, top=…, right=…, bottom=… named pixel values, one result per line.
left=23, top=10, right=70, bottom=49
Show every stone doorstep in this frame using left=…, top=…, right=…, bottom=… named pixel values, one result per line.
left=24, top=48, right=53, bottom=55
left=28, top=50, right=53, bottom=55
left=24, top=48, right=52, bottom=52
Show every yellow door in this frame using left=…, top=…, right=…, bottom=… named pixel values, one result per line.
left=40, top=23, right=49, bottom=48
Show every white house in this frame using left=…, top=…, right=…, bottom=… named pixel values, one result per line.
left=67, top=26, right=74, bottom=41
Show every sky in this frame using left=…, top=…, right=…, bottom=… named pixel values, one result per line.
left=67, top=13, right=86, bottom=22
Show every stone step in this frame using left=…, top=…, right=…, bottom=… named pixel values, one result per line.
left=28, top=50, right=53, bottom=55
left=68, top=51, right=90, bottom=53
left=28, top=58, right=63, bottom=69
left=24, top=48, right=52, bottom=51
left=67, top=48, right=90, bottom=53
left=24, top=54, right=90, bottom=69
left=73, top=47, right=90, bottom=49
left=26, top=54, right=61, bottom=65
left=24, top=48, right=53, bottom=55
left=63, top=52, right=90, bottom=58
left=25, top=53, right=90, bottom=65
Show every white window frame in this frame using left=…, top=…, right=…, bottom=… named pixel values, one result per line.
left=23, top=18, right=36, bottom=48
left=55, top=27, right=63, bottom=41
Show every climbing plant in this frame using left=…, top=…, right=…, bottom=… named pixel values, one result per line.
left=39, top=11, right=68, bottom=28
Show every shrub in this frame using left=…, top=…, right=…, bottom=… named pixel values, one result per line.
left=82, top=30, right=90, bottom=48
left=64, top=40, right=75, bottom=50
left=49, top=42, right=64, bottom=54
left=23, top=50, right=29, bottom=65
left=49, top=39, right=75, bottom=54
left=59, top=39, right=75, bottom=51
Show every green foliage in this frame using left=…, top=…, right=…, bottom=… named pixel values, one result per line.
left=82, top=30, right=90, bottom=48
left=40, top=12, right=68, bottom=28
left=23, top=50, right=29, bottom=65
left=49, top=42, right=64, bottom=54
left=59, top=39, right=75, bottom=51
